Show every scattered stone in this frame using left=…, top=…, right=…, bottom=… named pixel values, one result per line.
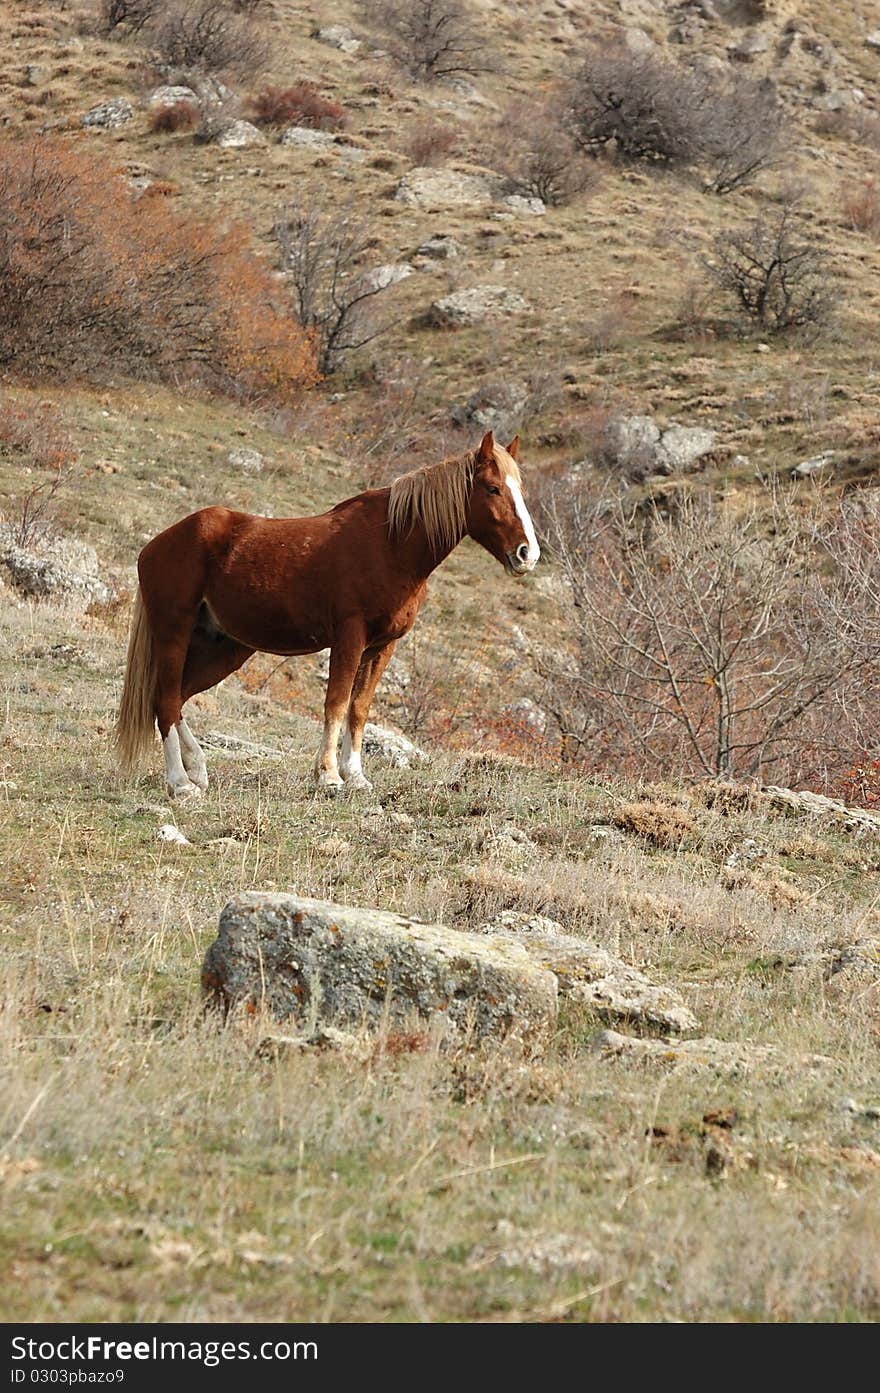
left=0, top=532, right=112, bottom=610
left=24, top=64, right=47, bottom=87
left=395, top=167, right=499, bottom=208
left=360, top=263, right=414, bottom=292
left=149, top=85, right=198, bottom=107
left=791, top=450, right=836, bottom=480
left=827, top=938, right=880, bottom=981
left=257, top=1025, right=370, bottom=1060
left=429, top=285, right=530, bottom=328
left=213, top=120, right=264, bottom=148
left=362, top=723, right=426, bottom=768
left=475, top=913, right=698, bottom=1035
left=622, top=27, right=658, bottom=57
left=415, top=234, right=464, bottom=261
left=724, top=837, right=768, bottom=870
left=607, top=414, right=661, bottom=471
left=729, top=30, right=769, bottom=61
left=865, top=31, right=880, bottom=52
left=475, top=1220, right=596, bottom=1274
left=280, top=125, right=338, bottom=150
left=203, top=893, right=559, bottom=1044
left=842, top=1096, right=880, bottom=1121
left=591, top=1029, right=833, bottom=1072
left=227, top=447, right=264, bottom=475
left=158, top=824, right=191, bottom=846
left=478, top=824, right=538, bottom=862
left=201, top=732, right=282, bottom=759
left=315, top=24, right=362, bottom=54
left=451, top=381, right=529, bottom=439
left=82, top=98, right=133, bottom=130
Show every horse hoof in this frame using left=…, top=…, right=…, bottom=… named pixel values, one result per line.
left=168, top=780, right=203, bottom=803
left=316, top=774, right=344, bottom=796
left=344, top=774, right=373, bottom=793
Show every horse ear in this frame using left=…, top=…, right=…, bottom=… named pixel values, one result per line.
left=506, top=435, right=520, bottom=461
left=477, top=430, right=495, bottom=465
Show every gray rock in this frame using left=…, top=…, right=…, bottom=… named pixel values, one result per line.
left=865, top=31, right=880, bottom=51
left=591, top=1029, right=833, bottom=1072
left=203, top=892, right=558, bottom=1044
left=621, top=27, right=658, bottom=56
left=316, top=25, right=362, bottom=54
left=360, top=263, right=413, bottom=292
left=0, top=532, right=111, bottom=610
left=429, top=285, right=530, bottom=327
left=362, top=723, right=426, bottom=768
left=213, top=120, right=264, bottom=148
left=762, top=785, right=880, bottom=837
left=791, top=450, right=836, bottom=479
left=415, top=234, right=464, bottom=260
left=201, top=732, right=281, bottom=759
left=227, top=447, right=264, bottom=474
left=451, top=381, right=529, bottom=439
left=24, top=64, right=47, bottom=87
left=501, top=194, right=546, bottom=217
left=656, top=424, right=717, bottom=474
left=149, top=85, right=198, bottom=107
left=606, top=414, right=661, bottom=473
left=395, top=167, right=499, bottom=208
left=280, top=125, right=337, bottom=150
left=82, top=98, right=133, bottom=130
left=729, top=30, right=769, bottom=61
left=476, top=913, right=698, bottom=1035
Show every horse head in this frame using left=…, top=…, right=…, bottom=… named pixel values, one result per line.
left=466, top=431, right=540, bottom=577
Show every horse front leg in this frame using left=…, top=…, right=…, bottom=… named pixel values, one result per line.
left=340, top=641, right=397, bottom=792
left=316, top=625, right=366, bottom=793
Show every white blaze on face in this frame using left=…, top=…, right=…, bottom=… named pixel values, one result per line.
left=506, top=477, right=540, bottom=570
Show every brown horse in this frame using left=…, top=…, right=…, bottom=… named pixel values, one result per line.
left=115, top=430, right=540, bottom=799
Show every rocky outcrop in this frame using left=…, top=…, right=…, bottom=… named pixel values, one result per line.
left=476, top=912, right=698, bottom=1034
left=0, top=532, right=112, bottom=610
left=212, top=120, right=265, bottom=148
left=280, top=126, right=338, bottom=150
left=203, top=893, right=558, bottom=1043
left=591, top=1029, right=834, bottom=1073
left=227, top=447, right=264, bottom=474
left=82, top=98, right=133, bottom=129
left=451, top=381, right=529, bottom=439
left=362, top=723, right=426, bottom=768
left=763, top=785, right=880, bottom=837
left=315, top=25, right=361, bottom=54
left=429, top=285, right=530, bottom=328
left=395, top=167, right=499, bottom=208
left=605, top=415, right=717, bottom=477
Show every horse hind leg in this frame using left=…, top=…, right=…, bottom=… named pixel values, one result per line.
left=178, top=623, right=254, bottom=793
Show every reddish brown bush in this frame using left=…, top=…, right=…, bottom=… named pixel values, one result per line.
left=0, top=140, right=317, bottom=399
left=842, top=178, right=880, bottom=237
left=148, top=99, right=199, bottom=133
left=247, top=83, right=344, bottom=129
left=402, top=117, right=460, bottom=166
left=0, top=402, right=75, bottom=471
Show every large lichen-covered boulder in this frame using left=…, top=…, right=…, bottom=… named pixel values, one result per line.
left=203, top=893, right=558, bottom=1043
left=476, top=912, right=698, bottom=1035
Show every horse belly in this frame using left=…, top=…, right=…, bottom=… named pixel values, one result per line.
left=205, top=594, right=329, bottom=656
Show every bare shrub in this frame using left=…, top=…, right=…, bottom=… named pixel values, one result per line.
left=842, top=178, right=880, bottom=237
left=401, top=116, right=461, bottom=166
left=705, top=204, right=839, bottom=335
left=365, top=0, right=490, bottom=83
left=102, top=0, right=159, bottom=32
left=152, top=1, right=268, bottom=77
left=148, top=98, right=199, bottom=132
left=275, top=204, right=397, bottom=375
left=569, top=45, right=783, bottom=191
left=532, top=485, right=876, bottom=783
left=0, top=139, right=317, bottom=398
left=4, top=459, right=75, bottom=551
left=247, top=84, right=345, bottom=130
left=492, top=98, right=599, bottom=206
left=814, top=107, right=880, bottom=155
left=0, top=402, right=74, bottom=472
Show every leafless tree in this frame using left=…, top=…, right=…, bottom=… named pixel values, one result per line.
left=568, top=45, right=783, bottom=193
left=492, top=99, right=599, bottom=207
left=705, top=203, right=839, bottom=334
left=152, top=1, right=268, bottom=77
left=532, top=484, right=876, bottom=782
left=275, top=205, right=396, bottom=374
left=366, top=0, right=490, bottom=83
left=102, top=0, right=160, bottom=32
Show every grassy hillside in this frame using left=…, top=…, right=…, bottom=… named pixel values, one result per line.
left=1, top=0, right=880, bottom=1323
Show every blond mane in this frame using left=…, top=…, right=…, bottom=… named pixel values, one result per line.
left=388, top=445, right=521, bottom=554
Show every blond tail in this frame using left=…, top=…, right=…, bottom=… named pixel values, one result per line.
left=115, top=589, right=157, bottom=772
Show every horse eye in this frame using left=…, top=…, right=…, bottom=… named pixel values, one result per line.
left=487, top=485, right=501, bottom=496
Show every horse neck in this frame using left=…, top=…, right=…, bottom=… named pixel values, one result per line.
left=392, top=512, right=463, bottom=582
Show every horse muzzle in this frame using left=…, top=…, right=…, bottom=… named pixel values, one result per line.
left=505, top=542, right=539, bottom=576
